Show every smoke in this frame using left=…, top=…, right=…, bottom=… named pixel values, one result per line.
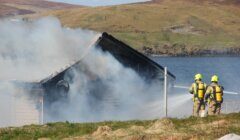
left=46, top=48, right=164, bottom=122
left=0, top=17, right=98, bottom=126
left=0, top=17, right=97, bottom=81
left=0, top=17, right=165, bottom=126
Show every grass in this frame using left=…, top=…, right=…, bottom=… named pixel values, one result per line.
left=0, top=113, right=240, bottom=140
left=0, top=120, right=152, bottom=140
left=35, top=0, right=240, bottom=55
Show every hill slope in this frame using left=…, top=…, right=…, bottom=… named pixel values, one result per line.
left=42, top=0, right=240, bottom=56
left=0, top=113, right=240, bottom=139
left=0, top=0, right=80, bottom=18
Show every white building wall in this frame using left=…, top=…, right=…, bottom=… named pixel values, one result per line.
left=0, top=83, right=41, bottom=127
left=13, top=95, right=40, bottom=126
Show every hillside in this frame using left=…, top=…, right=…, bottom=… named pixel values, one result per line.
left=0, top=113, right=239, bottom=140
left=40, top=0, right=240, bottom=56
left=0, top=0, right=80, bottom=18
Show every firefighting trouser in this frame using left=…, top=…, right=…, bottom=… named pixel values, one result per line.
left=208, top=100, right=221, bottom=115
left=193, top=99, right=205, bottom=117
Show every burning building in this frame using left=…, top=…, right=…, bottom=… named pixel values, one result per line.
left=1, top=32, right=175, bottom=126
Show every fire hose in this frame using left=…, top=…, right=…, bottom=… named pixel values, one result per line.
left=174, top=85, right=239, bottom=95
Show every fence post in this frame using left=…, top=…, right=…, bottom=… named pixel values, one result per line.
left=41, top=92, right=44, bottom=125
left=164, top=67, right=168, bottom=117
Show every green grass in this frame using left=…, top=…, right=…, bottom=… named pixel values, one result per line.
left=0, top=120, right=152, bottom=140
left=1, top=113, right=240, bottom=140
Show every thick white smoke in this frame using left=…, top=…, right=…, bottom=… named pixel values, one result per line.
left=0, top=17, right=97, bottom=81
left=0, top=17, right=98, bottom=127
left=46, top=48, right=164, bottom=122
left=0, top=17, right=164, bottom=126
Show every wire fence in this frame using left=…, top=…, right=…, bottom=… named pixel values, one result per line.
left=221, top=101, right=240, bottom=113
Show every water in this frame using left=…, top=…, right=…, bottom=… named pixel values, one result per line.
left=153, top=57, right=240, bottom=94
left=152, top=56, right=240, bottom=116
left=47, top=0, right=149, bottom=6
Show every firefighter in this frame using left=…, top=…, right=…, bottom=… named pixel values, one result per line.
left=205, top=75, right=224, bottom=115
left=189, top=73, right=207, bottom=117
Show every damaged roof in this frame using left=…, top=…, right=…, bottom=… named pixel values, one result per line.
left=96, top=32, right=175, bottom=80
left=40, top=32, right=175, bottom=87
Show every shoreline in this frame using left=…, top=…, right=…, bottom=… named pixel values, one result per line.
left=142, top=48, right=240, bottom=57
left=148, top=53, right=240, bottom=57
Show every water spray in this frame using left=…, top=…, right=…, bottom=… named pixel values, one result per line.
left=174, top=85, right=239, bottom=95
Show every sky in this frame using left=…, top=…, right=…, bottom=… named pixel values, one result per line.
left=48, top=0, right=150, bottom=6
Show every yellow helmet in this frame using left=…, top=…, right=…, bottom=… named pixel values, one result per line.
left=211, top=75, right=218, bottom=82
left=195, top=73, right=202, bottom=81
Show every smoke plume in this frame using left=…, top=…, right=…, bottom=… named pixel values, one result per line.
left=0, top=17, right=97, bottom=81
left=0, top=17, right=164, bottom=127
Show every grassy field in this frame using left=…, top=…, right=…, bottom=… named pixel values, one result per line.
left=0, top=113, right=240, bottom=140
left=37, top=0, right=240, bottom=55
